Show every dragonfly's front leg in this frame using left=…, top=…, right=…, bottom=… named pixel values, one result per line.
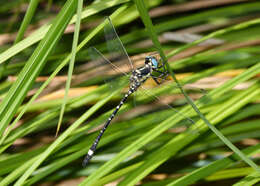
left=151, top=68, right=169, bottom=85
left=152, top=76, right=160, bottom=85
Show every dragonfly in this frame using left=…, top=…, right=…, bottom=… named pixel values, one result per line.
left=82, top=17, right=194, bottom=166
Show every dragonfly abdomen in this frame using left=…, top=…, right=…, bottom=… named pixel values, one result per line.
left=83, top=89, right=133, bottom=166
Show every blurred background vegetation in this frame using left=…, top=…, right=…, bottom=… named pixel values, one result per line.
left=0, top=0, right=260, bottom=185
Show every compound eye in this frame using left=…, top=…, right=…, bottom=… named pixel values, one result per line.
left=151, top=58, right=158, bottom=68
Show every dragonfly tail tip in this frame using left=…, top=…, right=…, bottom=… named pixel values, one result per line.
left=82, top=155, right=92, bottom=167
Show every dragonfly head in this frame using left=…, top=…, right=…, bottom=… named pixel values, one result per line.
left=145, top=56, right=158, bottom=69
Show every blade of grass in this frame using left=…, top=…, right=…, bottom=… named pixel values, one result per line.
left=0, top=0, right=78, bottom=136
left=134, top=0, right=260, bottom=173
left=56, top=0, right=83, bottom=136
left=206, top=167, right=255, bottom=181
left=14, top=0, right=40, bottom=43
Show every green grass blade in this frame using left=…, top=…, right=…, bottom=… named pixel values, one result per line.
left=56, top=0, right=83, bottom=136
left=14, top=0, right=40, bottom=43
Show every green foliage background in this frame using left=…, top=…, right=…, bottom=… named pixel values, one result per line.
left=0, top=0, right=259, bottom=185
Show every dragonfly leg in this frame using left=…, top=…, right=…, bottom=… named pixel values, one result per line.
left=151, top=71, right=168, bottom=84
left=153, top=69, right=167, bottom=75
left=152, top=76, right=160, bottom=85
left=153, top=68, right=169, bottom=83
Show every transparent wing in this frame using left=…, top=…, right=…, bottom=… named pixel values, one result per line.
left=87, top=47, right=130, bottom=90
left=88, top=47, right=128, bottom=76
left=139, top=85, right=199, bottom=135
left=104, top=17, right=134, bottom=72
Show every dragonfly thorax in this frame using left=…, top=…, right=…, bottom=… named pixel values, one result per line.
left=129, top=56, right=158, bottom=93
